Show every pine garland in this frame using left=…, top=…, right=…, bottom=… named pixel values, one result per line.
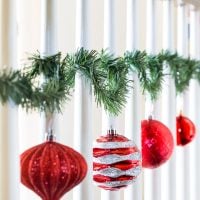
left=0, top=48, right=199, bottom=115
left=124, top=50, right=164, bottom=101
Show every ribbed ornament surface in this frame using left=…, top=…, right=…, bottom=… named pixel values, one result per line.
left=93, top=132, right=142, bottom=191
left=21, top=141, right=87, bottom=200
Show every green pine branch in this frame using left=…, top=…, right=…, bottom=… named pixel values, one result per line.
left=0, top=69, right=33, bottom=106
left=94, top=50, right=130, bottom=115
left=1, top=48, right=200, bottom=115
left=124, top=50, right=164, bottom=101
left=160, top=50, right=199, bottom=94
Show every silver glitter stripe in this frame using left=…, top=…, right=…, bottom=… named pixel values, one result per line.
left=93, top=166, right=142, bottom=178
left=93, top=152, right=141, bottom=164
left=94, top=179, right=136, bottom=188
left=93, top=141, right=136, bottom=149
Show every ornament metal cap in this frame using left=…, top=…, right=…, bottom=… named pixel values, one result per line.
left=107, top=129, right=117, bottom=135
left=107, top=129, right=117, bottom=140
left=148, top=115, right=153, bottom=120
left=46, top=129, right=56, bottom=141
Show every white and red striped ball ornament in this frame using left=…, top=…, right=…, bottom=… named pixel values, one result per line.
left=93, top=130, right=142, bottom=191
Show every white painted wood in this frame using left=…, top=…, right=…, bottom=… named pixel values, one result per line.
left=161, top=1, right=176, bottom=200
left=146, top=0, right=156, bottom=54
left=101, top=1, right=120, bottom=200
left=104, top=0, right=115, bottom=51
left=73, top=73, right=93, bottom=200
left=144, top=1, right=161, bottom=200
left=126, top=0, right=139, bottom=50
left=177, top=2, right=190, bottom=200
left=188, top=6, right=198, bottom=200
left=102, top=112, right=116, bottom=133
left=177, top=1, right=188, bottom=57
left=73, top=0, right=93, bottom=200
left=40, top=0, right=58, bottom=137
left=41, top=0, right=57, bottom=57
left=193, top=11, right=200, bottom=200
left=0, top=0, right=20, bottom=199
left=75, top=0, right=89, bottom=48
left=124, top=1, right=142, bottom=200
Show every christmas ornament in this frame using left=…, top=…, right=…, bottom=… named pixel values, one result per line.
left=20, top=132, right=87, bottom=200
left=176, top=114, right=196, bottom=146
left=93, top=130, right=142, bottom=191
left=142, top=118, right=174, bottom=169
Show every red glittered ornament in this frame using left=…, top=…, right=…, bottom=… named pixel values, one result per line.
left=93, top=130, right=142, bottom=191
left=176, top=114, right=196, bottom=146
left=142, top=118, right=174, bottom=169
left=20, top=134, right=87, bottom=200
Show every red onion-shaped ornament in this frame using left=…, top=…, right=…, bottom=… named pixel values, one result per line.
left=93, top=130, right=142, bottom=191
left=142, top=118, right=174, bottom=169
left=20, top=133, right=87, bottom=200
left=176, top=114, right=196, bottom=146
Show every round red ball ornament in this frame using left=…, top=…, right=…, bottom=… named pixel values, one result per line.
left=93, top=130, right=142, bottom=191
left=142, top=118, right=174, bottom=169
left=20, top=133, right=87, bottom=200
left=176, top=114, right=196, bottom=146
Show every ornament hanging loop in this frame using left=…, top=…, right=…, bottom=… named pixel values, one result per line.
left=176, top=93, right=184, bottom=114
left=145, top=92, right=155, bottom=119
left=44, top=112, right=56, bottom=141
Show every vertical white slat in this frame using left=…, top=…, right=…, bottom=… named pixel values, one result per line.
left=124, top=1, right=143, bottom=200
left=104, top=0, right=115, bottom=51
left=146, top=0, right=156, bottom=54
left=101, top=1, right=120, bottom=200
left=177, top=1, right=188, bottom=57
left=41, top=0, right=57, bottom=57
left=0, top=0, right=20, bottom=199
left=188, top=6, right=198, bottom=200
left=194, top=11, right=200, bottom=200
left=144, top=1, right=161, bottom=200
left=161, top=1, right=176, bottom=200
left=40, top=0, right=58, bottom=137
left=177, top=2, right=190, bottom=200
left=0, top=6, right=2, bottom=196
left=73, top=0, right=93, bottom=200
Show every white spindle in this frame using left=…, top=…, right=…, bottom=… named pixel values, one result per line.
left=146, top=0, right=156, bottom=54
left=194, top=10, right=200, bottom=200
left=101, top=1, right=120, bottom=200
left=177, top=2, right=190, bottom=200
left=161, top=1, right=176, bottom=200
left=41, top=0, right=57, bottom=57
left=124, top=1, right=142, bottom=200
left=144, top=1, right=161, bottom=200
left=176, top=3, right=186, bottom=200
left=73, top=0, right=93, bottom=200
left=195, top=83, right=200, bottom=200
left=189, top=5, right=198, bottom=200
left=177, top=1, right=188, bottom=57
left=0, top=0, right=20, bottom=199
left=104, top=0, right=115, bottom=51
left=40, top=0, right=58, bottom=137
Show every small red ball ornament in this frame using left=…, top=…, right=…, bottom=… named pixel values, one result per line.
left=93, top=130, right=142, bottom=191
left=176, top=114, right=196, bottom=146
left=142, top=118, right=174, bottom=169
left=20, top=133, right=87, bottom=200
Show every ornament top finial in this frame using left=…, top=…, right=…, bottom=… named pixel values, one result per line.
left=107, top=129, right=116, bottom=135
left=46, top=129, right=56, bottom=141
